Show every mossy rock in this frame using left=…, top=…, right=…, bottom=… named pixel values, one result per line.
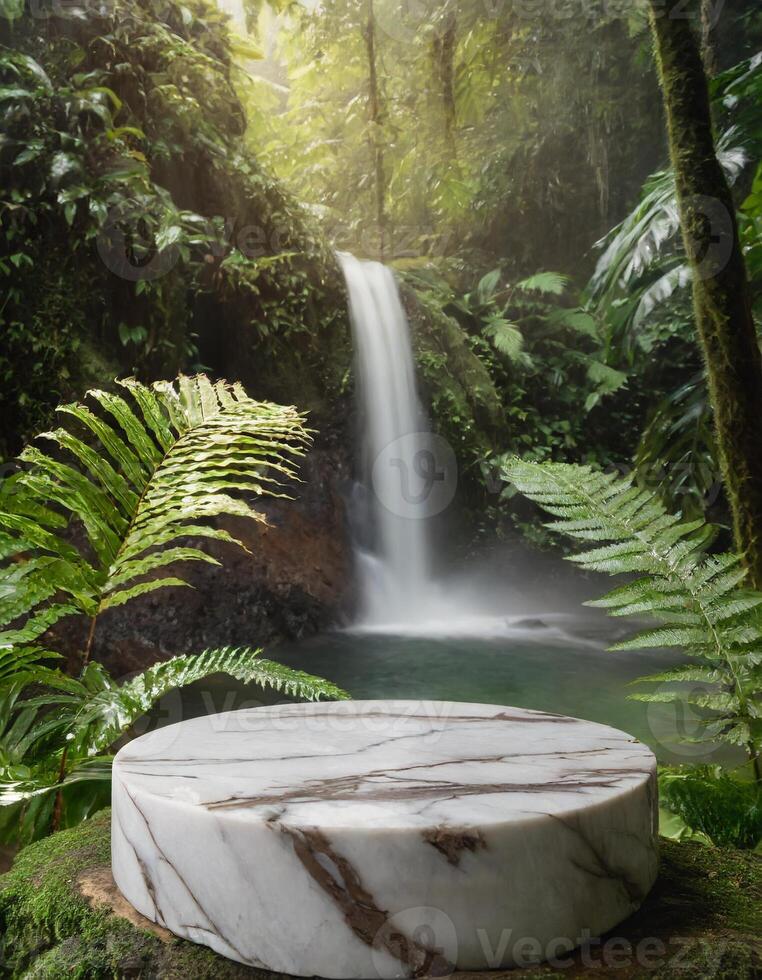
left=1, top=810, right=760, bottom=979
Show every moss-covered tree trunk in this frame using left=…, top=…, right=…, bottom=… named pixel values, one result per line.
left=648, top=1, right=762, bottom=590
left=699, top=0, right=718, bottom=76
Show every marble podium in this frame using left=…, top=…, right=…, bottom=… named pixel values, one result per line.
left=112, top=700, right=658, bottom=978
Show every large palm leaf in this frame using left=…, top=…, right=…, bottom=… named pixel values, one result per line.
left=0, top=374, right=310, bottom=665
left=588, top=133, right=748, bottom=335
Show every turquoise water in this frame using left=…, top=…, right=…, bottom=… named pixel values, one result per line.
left=173, top=622, right=734, bottom=767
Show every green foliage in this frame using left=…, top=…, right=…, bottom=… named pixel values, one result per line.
left=1, top=373, right=309, bottom=640
left=0, top=16, right=226, bottom=440
left=742, top=159, right=762, bottom=289
left=588, top=49, right=762, bottom=346
left=242, top=0, right=658, bottom=273
left=589, top=130, right=749, bottom=357
left=405, top=281, right=505, bottom=478
left=0, top=646, right=347, bottom=845
left=584, top=50, right=762, bottom=519
left=0, top=374, right=346, bottom=844
left=515, top=272, right=570, bottom=296
left=659, top=766, right=762, bottom=850
left=500, top=458, right=762, bottom=768
left=634, top=372, right=719, bottom=519
left=0, top=0, right=347, bottom=453
left=450, top=269, right=532, bottom=370
left=408, top=264, right=633, bottom=480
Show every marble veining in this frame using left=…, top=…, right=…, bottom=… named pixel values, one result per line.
left=112, top=700, right=658, bottom=977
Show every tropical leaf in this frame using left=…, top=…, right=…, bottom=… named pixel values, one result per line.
left=588, top=123, right=750, bottom=365
left=515, top=271, right=570, bottom=295
left=0, top=643, right=348, bottom=843
left=500, top=457, right=762, bottom=770
left=0, top=374, right=310, bottom=665
left=11, top=647, right=349, bottom=763
left=483, top=318, right=533, bottom=368
left=546, top=307, right=600, bottom=339
left=0, top=375, right=351, bottom=846
left=634, top=372, right=718, bottom=519
left=475, top=268, right=501, bottom=305
left=584, top=360, right=628, bottom=410
left=659, top=765, right=762, bottom=849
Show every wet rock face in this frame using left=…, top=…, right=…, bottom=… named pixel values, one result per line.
left=53, top=443, right=354, bottom=676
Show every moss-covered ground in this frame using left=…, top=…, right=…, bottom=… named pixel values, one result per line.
left=0, top=810, right=759, bottom=979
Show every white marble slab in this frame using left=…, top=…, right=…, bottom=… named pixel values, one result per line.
left=112, top=700, right=658, bottom=977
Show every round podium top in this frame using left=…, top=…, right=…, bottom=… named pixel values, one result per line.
left=113, top=700, right=656, bottom=831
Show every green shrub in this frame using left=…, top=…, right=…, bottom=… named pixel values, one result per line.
left=660, top=766, right=762, bottom=850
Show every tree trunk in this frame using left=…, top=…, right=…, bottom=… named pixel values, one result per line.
left=433, top=10, right=457, bottom=150
left=648, top=0, right=762, bottom=590
left=364, top=0, right=387, bottom=259
left=699, top=0, right=718, bottom=76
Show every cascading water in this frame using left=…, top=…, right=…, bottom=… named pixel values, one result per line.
left=339, top=253, right=587, bottom=642
left=339, top=253, right=436, bottom=627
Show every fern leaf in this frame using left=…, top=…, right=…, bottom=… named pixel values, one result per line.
left=636, top=666, right=725, bottom=684
left=546, top=307, right=600, bottom=339
left=100, top=578, right=191, bottom=610
left=483, top=319, right=532, bottom=368
left=0, top=374, right=310, bottom=665
left=611, top=626, right=714, bottom=650
left=501, top=457, right=762, bottom=762
left=74, top=647, right=349, bottom=755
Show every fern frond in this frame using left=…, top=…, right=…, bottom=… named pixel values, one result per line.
left=636, top=665, right=726, bottom=685
left=0, top=646, right=349, bottom=831
left=0, top=374, right=310, bottom=663
left=0, top=378, right=351, bottom=845
left=59, top=647, right=348, bottom=756
left=505, top=459, right=709, bottom=574
left=501, top=457, right=762, bottom=763
left=118, top=645, right=348, bottom=710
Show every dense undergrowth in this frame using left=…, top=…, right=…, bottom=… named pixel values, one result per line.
left=0, top=0, right=349, bottom=456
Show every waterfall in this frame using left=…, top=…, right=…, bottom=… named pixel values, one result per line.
left=339, top=253, right=575, bottom=640
left=339, top=253, right=439, bottom=627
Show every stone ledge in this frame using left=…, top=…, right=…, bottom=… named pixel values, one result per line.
left=0, top=810, right=760, bottom=979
